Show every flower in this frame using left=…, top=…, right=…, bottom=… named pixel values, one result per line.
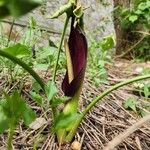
left=62, top=17, right=87, bottom=97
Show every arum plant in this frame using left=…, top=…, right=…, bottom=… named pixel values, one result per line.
left=62, top=16, right=87, bottom=119
left=0, top=0, right=150, bottom=148
left=49, top=0, right=87, bottom=143
left=53, top=17, right=87, bottom=143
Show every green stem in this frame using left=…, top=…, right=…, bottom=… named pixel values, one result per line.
left=52, top=17, right=70, bottom=138
left=7, top=125, right=15, bottom=150
left=56, top=97, right=78, bottom=144
left=52, top=16, right=70, bottom=82
left=63, top=87, right=81, bottom=115
left=82, top=74, right=150, bottom=116
left=63, top=97, right=78, bottom=114
left=66, top=74, right=150, bottom=141
left=0, top=50, right=45, bottom=90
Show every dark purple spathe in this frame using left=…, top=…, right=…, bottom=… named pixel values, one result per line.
left=62, top=18, right=87, bottom=96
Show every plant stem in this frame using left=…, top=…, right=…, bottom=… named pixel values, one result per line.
left=0, top=50, right=45, bottom=90
left=52, top=16, right=70, bottom=82
left=7, top=125, right=15, bottom=150
left=66, top=74, right=150, bottom=141
left=82, top=74, right=150, bottom=117
left=6, top=18, right=15, bottom=47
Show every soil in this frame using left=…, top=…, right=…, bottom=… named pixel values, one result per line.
left=0, top=59, right=150, bottom=150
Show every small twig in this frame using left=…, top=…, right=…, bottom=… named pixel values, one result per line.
left=44, top=134, right=54, bottom=150
left=114, top=35, right=146, bottom=59
left=132, top=30, right=150, bottom=36
left=6, top=18, right=15, bottom=47
left=104, top=114, right=150, bottom=150
left=79, top=133, right=85, bottom=150
left=135, top=136, right=142, bottom=150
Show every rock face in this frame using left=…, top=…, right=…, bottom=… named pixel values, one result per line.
left=18, top=0, right=114, bottom=39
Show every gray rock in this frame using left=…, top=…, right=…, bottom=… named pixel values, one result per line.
left=17, top=0, right=114, bottom=39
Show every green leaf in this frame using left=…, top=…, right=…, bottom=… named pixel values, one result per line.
left=45, top=81, right=57, bottom=101
left=22, top=105, right=36, bottom=126
left=48, top=39, right=57, bottom=48
left=135, top=10, right=143, bottom=15
left=51, top=96, right=70, bottom=107
left=0, top=0, right=42, bottom=18
left=30, top=91, right=43, bottom=106
left=31, top=81, right=42, bottom=93
left=37, top=46, right=57, bottom=60
left=53, top=112, right=80, bottom=130
left=2, top=91, right=27, bottom=119
left=138, top=110, right=149, bottom=117
left=138, top=2, right=147, bottom=10
left=100, top=35, right=114, bottom=51
left=147, top=1, right=150, bottom=7
left=3, top=43, right=30, bottom=58
left=0, top=105, right=9, bottom=134
left=124, top=97, right=137, bottom=112
left=1, top=91, right=36, bottom=127
left=144, top=84, right=150, bottom=98
left=129, top=15, right=138, bottom=23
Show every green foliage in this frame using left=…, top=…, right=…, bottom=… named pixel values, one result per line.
left=100, top=35, right=115, bottom=52
left=143, top=83, right=150, bottom=98
left=124, top=79, right=150, bottom=117
left=45, top=81, right=57, bottom=102
left=88, top=35, right=114, bottom=86
left=124, top=97, right=137, bottom=112
left=133, top=67, right=150, bottom=98
left=0, top=0, right=42, bottom=18
left=0, top=106, right=8, bottom=133
left=119, top=0, right=150, bottom=59
left=45, top=81, right=71, bottom=107
left=0, top=91, right=36, bottom=133
left=0, top=43, right=32, bottom=83
left=3, top=43, right=30, bottom=58
left=53, top=112, right=80, bottom=131
left=135, top=37, right=150, bottom=60
left=30, top=91, right=43, bottom=106
left=134, top=81, right=150, bottom=99
left=121, top=0, right=150, bottom=30
left=128, top=15, right=138, bottom=23
left=124, top=95, right=150, bottom=117
left=34, top=45, right=65, bottom=71
left=22, top=105, right=36, bottom=126
left=51, top=96, right=70, bottom=107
